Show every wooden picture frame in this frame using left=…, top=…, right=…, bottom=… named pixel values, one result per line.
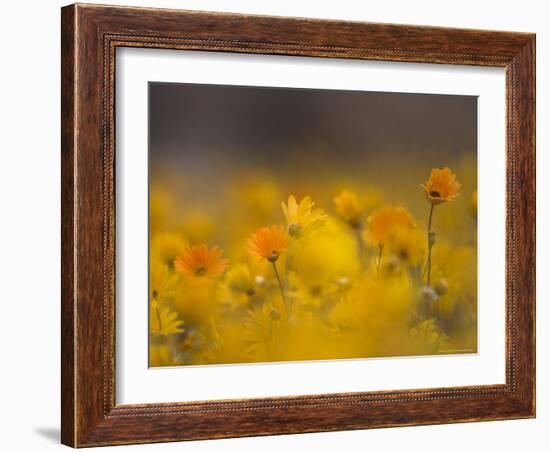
left=61, top=3, right=535, bottom=447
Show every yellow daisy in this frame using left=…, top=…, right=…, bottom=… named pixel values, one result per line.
left=150, top=261, right=178, bottom=302
left=225, top=264, right=256, bottom=297
left=281, top=195, right=327, bottom=239
left=174, top=244, right=228, bottom=280
left=149, top=343, right=174, bottom=367
left=150, top=299, right=184, bottom=337
left=387, top=227, right=426, bottom=266
left=150, top=232, right=187, bottom=270
left=333, top=190, right=362, bottom=226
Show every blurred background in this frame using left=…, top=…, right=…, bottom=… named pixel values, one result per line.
left=150, top=83, right=477, bottom=230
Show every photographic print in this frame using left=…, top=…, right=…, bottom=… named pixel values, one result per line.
left=148, top=82, right=478, bottom=367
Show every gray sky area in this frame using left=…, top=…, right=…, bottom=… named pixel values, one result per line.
left=149, top=82, right=476, bottom=211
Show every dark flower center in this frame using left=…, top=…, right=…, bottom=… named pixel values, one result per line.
left=310, top=285, right=322, bottom=297
left=267, top=250, right=279, bottom=263
left=195, top=267, right=207, bottom=276
left=288, top=223, right=303, bottom=238
left=430, top=190, right=440, bottom=198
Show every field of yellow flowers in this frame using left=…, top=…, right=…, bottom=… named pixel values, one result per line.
left=149, top=162, right=477, bottom=367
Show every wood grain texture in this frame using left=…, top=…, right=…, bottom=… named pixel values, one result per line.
left=61, top=3, right=536, bottom=447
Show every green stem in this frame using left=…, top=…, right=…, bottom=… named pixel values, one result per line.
left=426, top=204, right=435, bottom=287
left=155, top=305, right=162, bottom=332
left=284, top=240, right=304, bottom=290
left=283, top=246, right=293, bottom=290
left=272, top=261, right=289, bottom=319
left=377, top=243, right=383, bottom=275
left=354, top=224, right=365, bottom=269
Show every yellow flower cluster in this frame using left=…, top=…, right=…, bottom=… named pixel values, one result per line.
left=149, top=166, right=477, bottom=366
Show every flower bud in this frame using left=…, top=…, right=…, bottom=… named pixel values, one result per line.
left=419, top=286, right=439, bottom=304
left=336, top=276, right=351, bottom=288
left=267, top=251, right=280, bottom=263
left=435, top=278, right=449, bottom=296
left=382, top=255, right=399, bottom=277
left=417, top=287, right=439, bottom=319
left=270, top=307, right=281, bottom=321
left=428, top=231, right=437, bottom=247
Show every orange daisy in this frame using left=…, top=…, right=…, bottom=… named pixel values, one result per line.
left=248, top=225, right=288, bottom=263
left=174, top=244, right=228, bottom=279
left=421, top=167, right=461, bottom=205
left=365, top=206, right=414, bottom=246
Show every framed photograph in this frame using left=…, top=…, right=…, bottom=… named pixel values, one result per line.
left=61, top=3, right=535, bottom=447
